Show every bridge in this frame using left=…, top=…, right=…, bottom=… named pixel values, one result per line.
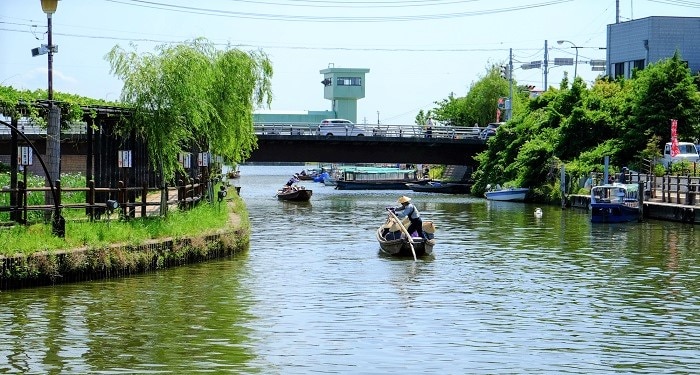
left=0, top=121, right=488, bottom=167
left=249, top=123, right=487, bottom=166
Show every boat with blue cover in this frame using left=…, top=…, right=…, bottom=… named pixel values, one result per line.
left=590, top=183, right=641, bottom=223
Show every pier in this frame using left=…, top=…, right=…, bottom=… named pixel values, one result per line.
left=568, top=173, right=700, bottom=224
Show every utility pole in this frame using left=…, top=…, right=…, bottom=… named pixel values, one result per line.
left=507, top=48, right=513, bottom=121
left=543, top=40, right=549, bottom=90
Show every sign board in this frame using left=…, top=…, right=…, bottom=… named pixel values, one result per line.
left=589, top=59, right=606, bottom=67
left=554, top=57, right=574, bottom=66
left=198, top=152, right=209, bottom=167
left=179, top=152, right=191, bottom=168
left=118, top=150, right=132, bottom=168
left=18, top=146, right=33, bottom=166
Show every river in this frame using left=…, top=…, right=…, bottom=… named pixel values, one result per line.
left=1, top=164, right=699, bottom=374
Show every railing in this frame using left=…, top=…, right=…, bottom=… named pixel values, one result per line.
left=253, top=122, right=484, bottom=140
left=0, top=179, right=208, bottom=224
left=0, top=119, right=485, bottom=140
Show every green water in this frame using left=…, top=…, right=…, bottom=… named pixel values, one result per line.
left=1, top=165, right=699, bottom=374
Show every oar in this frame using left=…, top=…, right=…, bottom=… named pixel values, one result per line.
left=387, top=210, right=417, bottom=261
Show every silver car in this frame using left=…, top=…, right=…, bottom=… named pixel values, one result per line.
left=317, top=119, right=366, bottom=136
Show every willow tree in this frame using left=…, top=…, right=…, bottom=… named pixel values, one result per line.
left=105, top=38, right=273, bottom=181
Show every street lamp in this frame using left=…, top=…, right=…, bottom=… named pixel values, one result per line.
left=41, top=0, right=58, bottom=102
left=557, top=40, right=580, bottom=79
left=40, top=0, right=64, bottom=236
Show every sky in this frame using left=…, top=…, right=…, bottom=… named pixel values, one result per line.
left=1, top=0, right=697, bottom=125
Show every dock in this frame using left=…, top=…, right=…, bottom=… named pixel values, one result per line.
left=569, top=174, right=700, bottom=224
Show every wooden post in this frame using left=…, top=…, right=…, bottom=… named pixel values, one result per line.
left=118, top=180, right=126, bottom=220
left=178, top=179, right=184, bottom=208
left=88, top=180, right=95, bottom=221
left=18, top=181, right=26, bottom=225
left=676, top=175, right=681, bottom=204
left=141, top=183, right=148, bottom=218
left=638, top=181, right=644, bottom=221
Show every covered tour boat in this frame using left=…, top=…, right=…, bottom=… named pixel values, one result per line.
left=590, top=183, right=641, bottom=223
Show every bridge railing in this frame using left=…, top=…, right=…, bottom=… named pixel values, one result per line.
left=253, top=122, right=483, bottom=139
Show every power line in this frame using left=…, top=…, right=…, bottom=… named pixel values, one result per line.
left=103, top=0, right=575, bottom=22
left=1, top=26, right=543, bottom=53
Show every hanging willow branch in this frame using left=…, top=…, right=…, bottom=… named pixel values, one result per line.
left=105, top=38, right=273, bottom=181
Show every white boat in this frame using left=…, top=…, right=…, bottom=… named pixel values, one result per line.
left=484, top=187, right=529, bottom=201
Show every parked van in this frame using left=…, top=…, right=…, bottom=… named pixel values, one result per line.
left=662, top=142, right=700, bottom=167
left=317, top=119, right=366, bottom=136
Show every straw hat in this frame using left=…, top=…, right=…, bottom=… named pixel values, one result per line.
left=397, top=196, right=411, bottom=204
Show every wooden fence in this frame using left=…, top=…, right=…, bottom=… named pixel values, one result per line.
left=0, top=178, right=209, bottom=224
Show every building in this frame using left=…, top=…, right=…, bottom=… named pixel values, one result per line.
left=254, top=65, right=370, bottom=125
left=606, top=16, right=700, bottom=79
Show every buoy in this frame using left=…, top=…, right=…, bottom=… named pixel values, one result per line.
left=534, top=208, right=543, bottom=218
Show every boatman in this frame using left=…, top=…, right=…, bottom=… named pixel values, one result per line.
left=391, top=196, right=425, bottom=239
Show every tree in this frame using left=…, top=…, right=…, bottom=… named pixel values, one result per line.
left=620, top=51, right=700, bottom=162
left=431, top=64, right=510, bottom=127
left=105, top=38, right=273, bottom=181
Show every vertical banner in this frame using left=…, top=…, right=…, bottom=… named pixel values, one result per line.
left=198, top=152, right=209, bottom=167
left=179, top=152, right=191, bottom=168
left=18, top=146, right=33, bottom=166
left=670, top=119, right=679, bottom=157
left=118, top=150, right=132, bottom=168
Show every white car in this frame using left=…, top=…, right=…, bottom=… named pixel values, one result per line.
left=317, top=119, right=366, bottom=136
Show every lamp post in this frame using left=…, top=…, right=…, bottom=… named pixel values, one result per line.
left=557, top=40, right=580, bottom=79
left=41, top=0, right=58, bottom=102
left=40, top=0, right=64, bottom=236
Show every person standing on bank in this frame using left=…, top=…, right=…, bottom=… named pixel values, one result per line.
left=391, top=196, right=425, bottom=239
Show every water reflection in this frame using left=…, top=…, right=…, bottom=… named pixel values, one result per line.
left=1, top=165, right=700, bottom=373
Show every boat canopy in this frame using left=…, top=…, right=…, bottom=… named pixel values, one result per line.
left=591, top=183, right=639, bottom=204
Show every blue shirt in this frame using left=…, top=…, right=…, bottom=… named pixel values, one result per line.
left=394, top=203, right=420, bottom=220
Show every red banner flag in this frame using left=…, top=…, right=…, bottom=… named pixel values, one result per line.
left=670, top=119, right=680, bottom=157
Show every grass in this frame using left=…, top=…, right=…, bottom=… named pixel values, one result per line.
left=0, top=183, right=247, bottom=257
left=0, top=172, right=87, bottom=222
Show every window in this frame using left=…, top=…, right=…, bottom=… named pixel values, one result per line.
left=633, top=59, right=645, bottom=70
left=614, top=62, right=625, bottom=78
left=336, top=77, right=362, bottom=86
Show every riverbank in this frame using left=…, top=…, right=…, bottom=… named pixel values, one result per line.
left=0, top=193, right=250, bottom=290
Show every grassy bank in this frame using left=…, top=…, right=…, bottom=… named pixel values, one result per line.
left=0, top=186, right=249, bottom=289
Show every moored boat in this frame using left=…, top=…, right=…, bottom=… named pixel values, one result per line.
left=590, top=183, right=641, bottom=223
left=484, top=187, right=529, bottom=201
left=376, top=213, right=436, bottom=257
left=406, top=181, right=471, bottom=194
left=276, top=186, right=313, bottom=202
left=335, top=166, right=424, bottom=190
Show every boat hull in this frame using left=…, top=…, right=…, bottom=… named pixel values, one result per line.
left=376, top=225, right=435, bottom=257
left=336, top=180, right=417, bottom=190
left=484, top=188, right=529, bottom=201
left=276, top=189, right=313, bottom=202
left=590, top=203, right=639, bottom=223
left=406, top=182, right=470, bottom=194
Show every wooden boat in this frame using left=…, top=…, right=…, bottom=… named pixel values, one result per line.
left=376, top=213, right=436, bottom=257
left=335, top=166, right=424, bottom=190
left=484, top=187, right=529, bottom=201
left=226, top=168, right=240, bottom=179
left=276, top=186, right=313, bottom=202
left=406, top=181, right=471, bottom=194
left=590, top=183, right=641, bottom=223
